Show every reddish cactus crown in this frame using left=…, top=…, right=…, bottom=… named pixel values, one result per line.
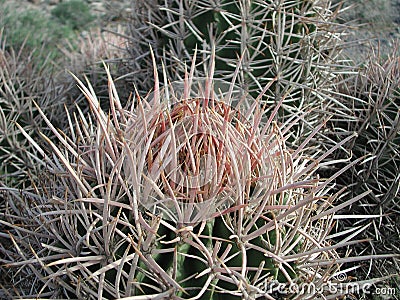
left=149, top=98, right=260, bottom=197
left=125, top=78, right=272, bottom=224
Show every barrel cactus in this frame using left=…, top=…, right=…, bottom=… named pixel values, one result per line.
left=0, top=53, right=379, bottom=299
left=330, top=48, right=400, bottom=288
left=127, top=0, right=350, bottom=143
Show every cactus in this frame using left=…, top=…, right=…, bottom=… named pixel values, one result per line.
left=0, top=24, right=128, bottom=189
left=127, top=0, right=350, bottom=143
left=0, top=55, right=381, bottom=299
left=330, top=48, right=400, bottom=287
left=0, top=29, right=65, bottom=189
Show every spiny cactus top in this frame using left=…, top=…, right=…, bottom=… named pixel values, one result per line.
left=124, top=74, right=279, bottom=225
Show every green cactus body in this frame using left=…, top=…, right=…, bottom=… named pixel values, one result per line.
left=154, top=0, right=312, bottom=81
left=128, top=0, right=344, bottom=138
left=134, top=215, right=300, bottom=299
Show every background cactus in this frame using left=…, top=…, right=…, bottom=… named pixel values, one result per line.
left=127, top=0, right=351, bottom=145
left=329, top=47, right=400, bottom=290
left=0, top=29, right=65, bottom=189
left=0, top=25, right=127, bottom=188
left=0, top=58, right=380, bottom=299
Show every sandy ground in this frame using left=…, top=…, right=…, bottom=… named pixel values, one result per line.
left=338, top=0, right=400, bottom=60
